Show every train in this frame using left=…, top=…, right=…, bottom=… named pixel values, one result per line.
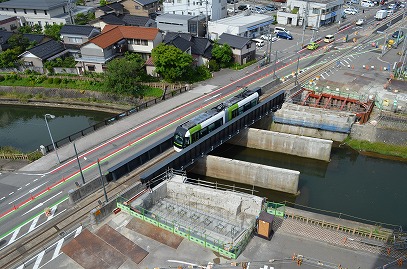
left=173, top=87, right=262, bottom=152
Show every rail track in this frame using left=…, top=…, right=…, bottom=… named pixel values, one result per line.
left=0, top=19, right=399, bottom=268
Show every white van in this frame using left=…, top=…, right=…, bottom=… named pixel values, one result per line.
left=274, top=27, right=290, bottom=34
left=361, top=0, right=374, bottom=7
left=252, top=38, right=265, bottom=47
left=324, top=34, right=335, bottom=43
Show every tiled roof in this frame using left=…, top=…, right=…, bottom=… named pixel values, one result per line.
left=60, top=25, right=99, bottom=36
left=88, top=25, right=159, bottom=49
left=99, top=13, right=126, bottom=25
left=22, top=33, right=47, bottom=44
left=121, top=14, right=153, bottom=27
left=0, top=0, right=66, bottom=10
left=0, top=30, right=14, bottom=45
left=134, top=0, right=159, bottom=6
left=218, top=33, right=251, bottom=49
left=164, top=32, right=212, bottom=58
left=27, top=39, right=66, bottom=60
left=166, top=36, right=192, bottom=52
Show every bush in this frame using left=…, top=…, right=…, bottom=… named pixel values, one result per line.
left=208, top=60, right=220, bottom=72
left=47, top=77, right=54, bottom=84
left=53, top=77, right=62, bottom=84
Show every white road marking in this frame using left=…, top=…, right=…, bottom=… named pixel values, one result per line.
left=8, top=182, right=47, bottom=205
left=8, top=226, right=21, bottom=245
left=15, top=265, right=24, bottom=269
left=47, top=205, right=58, bottom=220
left=8, top=192, right=14, bottom=196
left=22, top=191, right=62, bottom=216
left=17, top=187, right=22, bottom=191
left=74, top=226, right=82, bottom=237
left=0, top=197, right=5, bottom=201
left=320, top=74, right=325, bottom=79
left=52, top=238, right=64, bottom=260
left=25, top=183, right=30, bottom=186
left=28, top=216, right=40, bottom=233
left=33, top=178, right=38, bottom=182
left=32, top=250, right=45, bottom=269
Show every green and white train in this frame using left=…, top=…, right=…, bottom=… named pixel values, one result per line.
left=173, top=87, right=262, bottom=152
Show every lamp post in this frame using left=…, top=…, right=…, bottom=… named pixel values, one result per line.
left=97, top=159, right=108, bottom=203
left=73, top=143, right=85, bottom=185
left=44, top=114, right=60, bottom=164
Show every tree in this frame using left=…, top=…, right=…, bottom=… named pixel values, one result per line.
left=151, top=44, right=193, bottom=82
left=104, top=52, right=146, bottom=96
left=7, top=34, right=30, bottom=52
left=211, top=42, right=233, bottom=68
left=100, top=0, right=107, bottom=6
left=44, top=24, right=63, bottom=41
left=75, top=12, right=95, bottom=25
left=0, top=48, right=21, bottom=68
left=18, top=24, right=42, bottom=34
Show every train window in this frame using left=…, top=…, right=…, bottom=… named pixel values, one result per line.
left=200, top=127, right=208, bottom=137
left=191, top=132, right=199, bottom=143
left=238, top=107, right=244, bottom=115
left=208, top=123, right=215, bottom=132
left=215, top=118, right=222, bottom=128
left=232, top=109, right=238, bottom=118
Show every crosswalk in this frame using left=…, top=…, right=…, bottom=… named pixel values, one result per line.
left=0, top=203, right=66, bottom=252
left=14, top=225, right=82, bottom=269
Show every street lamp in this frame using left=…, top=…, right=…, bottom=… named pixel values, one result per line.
left=44, top=114, right=60, bottom=164
left=73, top=143, right=85, bottom=185
left=97, top=159, right=108, bottom=203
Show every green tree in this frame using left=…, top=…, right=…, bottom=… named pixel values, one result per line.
left=18, top=24, right=42, bottom=34
left=7, top=34, right=30, bottom=52
left=211, top=42, right=233, bottom=68
left=104, top=52, right=146, bottom=96
left=0, top=48, right=21, bottom=68
left=100, top=0, right=107, bottom=6
left=151, top=44, right=193, bottom=82
left=44, top=23, right=63, bottom=41
left=75, top=12, right=96, bottom=25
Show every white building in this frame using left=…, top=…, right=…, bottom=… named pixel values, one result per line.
left=277, top=0, right=344, bottom=28
left=163, top=0, right=227, bottom=21
left=0, top=0, right=94, bottom=29
left=208, top=12, right=274, bottom=40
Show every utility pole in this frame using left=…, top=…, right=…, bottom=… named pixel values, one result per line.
left=268, top=24, right=272, bottom=64
left=300, top=0, right=309, bottom=49
left=205, top=0, right=209, bottom=38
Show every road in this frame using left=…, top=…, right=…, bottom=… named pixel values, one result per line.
left=1, top=8, right=406, bottom=268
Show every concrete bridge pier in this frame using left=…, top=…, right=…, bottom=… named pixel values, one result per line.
left=190, top=156, right=299, bottom=195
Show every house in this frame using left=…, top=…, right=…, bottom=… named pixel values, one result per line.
left=156, top=14, right=206, bottom=37
left=0, top=0, right=94, bottom=29
left=208, top=12, right=274, bottom=40
left=163, top=32, right=212, bottom=66
left=217, top=33, right=255, bottom=65
left=0, top=15, right=19, bottom=32
left=120, top=0, right=160, bottom=17
left=277, top=0, right=343, bottom=27
left=60, top=25, right=101, bottom=57
left=163, top=0, right=227, bottom=21
left=76, top=25, right=162, bottom=73
left=94, top=2, right=125, bottom=19
left=90, top=13, right=155, bottom=30
left=0, top=30, right=48, bottom=51
left=19, top=39, right=68, bottom=69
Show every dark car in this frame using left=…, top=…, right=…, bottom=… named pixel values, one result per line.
left=392, top=30, right=404, bottom=39
left=276, top=31, right=293, bottom=40
left=238, top=4, right=248, bottom=10
left=227, top=0, right=237, bottom=3
left=264, top=4, right=277, bottom=11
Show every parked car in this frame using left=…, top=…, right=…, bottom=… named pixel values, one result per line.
left=392, top=30, right=404, bottom=39
left=276, top=31, right=293, bottom=40
left=264, top=4, right=277, bottom=11
left=238, top=4, right=249, bottom=10
left=343, top=7, right=358, bottom=14
left=307, top=42, right=319, bottom=50
left=324, top=34, right=335, bottom=43
left=227, top=8, right=235, bottom=13
left=253, top=6, right=266, bottom=13
left=260, top=34, right=278, bottom=42
left=356, top=18, right=365, bottom=25
left=227, top=0, right=238, bottom=3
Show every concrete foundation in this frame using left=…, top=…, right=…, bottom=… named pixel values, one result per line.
left=228, top=128, right=332, bottom=161
left=273, top=103, right=356, bottom=134
left=271, top=122, right=348, bottom=142
left=191, top=156, right=299, bottom=194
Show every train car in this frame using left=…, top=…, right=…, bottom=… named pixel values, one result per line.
left=173, top=87, right=261, bottom=152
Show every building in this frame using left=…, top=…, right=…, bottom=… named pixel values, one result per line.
left=163, top=32, right=212, bottom=66
left=19, top=39, right=68, bottom=69
left=217, top=33, right=255, bottom=65
left=0, top=0, right=94, bottom=29
left=76, top=25, right=162, bottom=73
left=90, top=13, right=155, bottom=30
left=156, top=14, right=206, bottom=37
left=208, top=12, right=274, bottom=40
left=0, top=15, right=19, bottom=32
left=0, top=30, right=48, bottom=51
left=94, top=2, right=125, bottom=19
left=163, top=0, right=227, bottom=21
left=120, top=0, right=160, bottom=17
left=277, top=0, right=344, bottom=27
left=60, top=25, right=101, bottom=57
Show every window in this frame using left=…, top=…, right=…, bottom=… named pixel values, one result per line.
left=69, top=37, right=82, bottom=43
left=24, top=9, right=27, bottom=14
left=34, top=9, right=37, bottom=14
left=44, top=10, right=47, bottom=15
left=87, top=65, right=96, bottom=71
left=312, top=8, right=319, bottom=14
left=24, top=61, right=34, bottom=66
left=135, top=6, right=140, bottom=9
left=246, top=43, right=251, bottom=49
left=13, top=8, right=16, bottom=13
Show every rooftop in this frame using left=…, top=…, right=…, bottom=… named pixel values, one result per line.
left=210, top=13, right=272, bottom=27
left=0, top=0, right=66, bottom=10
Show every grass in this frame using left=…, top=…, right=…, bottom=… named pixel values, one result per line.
left=0, top=146, right=42, bottom=162
left=230, top=59, right=257, bottom=70
left=344, top=138, right=407, bottom=159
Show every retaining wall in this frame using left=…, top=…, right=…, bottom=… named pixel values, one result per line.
left=228, top=128, right=332, bottom=161
left=191, top=156, right=299, bottom=194
left=68, top=176, right=108, bottom=204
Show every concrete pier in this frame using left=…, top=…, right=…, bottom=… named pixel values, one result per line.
left=228, top=128, right=332, bottom=162
left=191, top=156, right=299, bottom=194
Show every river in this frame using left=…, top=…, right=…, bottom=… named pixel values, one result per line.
left=0, top=104, right=114, bottom=153
left=1, top=105, right=406, bottom=230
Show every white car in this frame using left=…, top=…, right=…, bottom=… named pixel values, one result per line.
left=343, top=8, right=358, bottom=14
left=356, top=18, right=364, bottom=26
left=227, top=8, right=235, bottom=13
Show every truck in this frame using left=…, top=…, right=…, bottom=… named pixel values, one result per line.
left=375, top=9, right=388, bottom=20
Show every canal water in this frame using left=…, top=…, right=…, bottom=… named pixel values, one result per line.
left=1, top=105, right=406, bottom=230
left=190, top=144, right=407, bottom=230
left=0, top=105, right=114, bottom=153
